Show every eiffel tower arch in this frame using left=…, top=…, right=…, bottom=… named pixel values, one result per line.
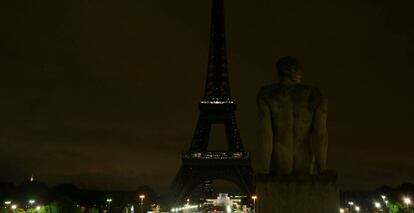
left=168, top=160, right=253, bottom=204
left=166, top=0, right=254, bottom=207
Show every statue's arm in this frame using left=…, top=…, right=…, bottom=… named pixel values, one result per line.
left=256, top=94, right=273, bottom=174
left=311, top=90, right=328, bottom=173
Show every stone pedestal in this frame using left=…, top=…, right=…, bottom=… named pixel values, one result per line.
left=255, top=172, right=339, bottom=213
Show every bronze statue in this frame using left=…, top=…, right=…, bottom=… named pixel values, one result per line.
left=256, top=56, right=328, bottom=175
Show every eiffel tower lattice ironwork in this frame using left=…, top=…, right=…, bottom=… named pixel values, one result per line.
left=167, top=0, right=254, bottom=206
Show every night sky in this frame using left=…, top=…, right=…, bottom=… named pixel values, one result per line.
left=1, top=0, right=413, bottom=192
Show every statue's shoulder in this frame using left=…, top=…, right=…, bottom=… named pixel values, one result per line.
left=310, top=86, right=326, bottom=101
left=257, top=84, right=280, bottom=99
left=297, top=85, right=327, bottom=110
left=296, top=84, right=324, bottom=98
left=258, top=84, right=326, bottom=101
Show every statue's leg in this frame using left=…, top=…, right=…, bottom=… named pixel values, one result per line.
left=311, top=139, right=328, bottom=172
left=292, top=141, right=312, bottom=174
left=274, top=140, right=293, bottom=175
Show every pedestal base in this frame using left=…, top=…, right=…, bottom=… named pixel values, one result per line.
left=256, top=172, right=339, bottom=213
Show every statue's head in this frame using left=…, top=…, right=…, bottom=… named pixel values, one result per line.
left=276, top=56, right=302, bottom=84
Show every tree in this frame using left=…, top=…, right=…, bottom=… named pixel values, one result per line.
left=53, top=197, right=79, bottom=213
left=387, top=201, right=404, bottom=213
left=87, top=208, right=98, bottom=213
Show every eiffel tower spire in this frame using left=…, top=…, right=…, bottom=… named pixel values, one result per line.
left=190, top=0, right=242, bottom=152
left=204, top=0, right=231, bottom=101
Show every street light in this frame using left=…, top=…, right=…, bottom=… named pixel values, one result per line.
left=355, top=206, right=360, bottom=212
left=106, top=198, right=112, bottom=213
left=403, top=197, right=411, bottom=209
left=4, top=201, right=11, bottom=205
left=339, top=208, right=344, bottom=213
left=36, top=206, right=41, bottom=211
left=374, top=201, right=381, bottom=209
left=139, top=194, right=145, bottom=213
left=11, top=205, right=17, bottom=210
left=251, top=195, right=258, bottom=213
left=347, top=202, right=354, bottom=212
left=28, top=200, right=36, bottom=209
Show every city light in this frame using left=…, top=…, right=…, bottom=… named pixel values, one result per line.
left=374, top=201, right=381, bottom=209
left=139, top=195, right=145, bottom=213
left=251, top=195, right=257, bottom=213
left=381, top=195, right=386, bottom=200
left=11, top=205, right=17, bottom=210
left=404, top=197, right=411, bottom=208
left=29, top=200, right=36, bottom=205
left=36, top=206, right=41, bottom=211
left=201, top=100, right=234, bottom=105
left=171, top=205, right=199, bottom=212
left=106, top=198, right=113, bottom=213
left=4, top=201, right=11, bottom=205
left=348, top=201, right=354, bottom=206
left=339, top=208, right=344, bottom=213
left=404, top=197, right=412, bottom=205
left=355, top=206, right=360, bottom=212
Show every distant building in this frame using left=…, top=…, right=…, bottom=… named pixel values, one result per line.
left=202, top=193, right=251, bottom=213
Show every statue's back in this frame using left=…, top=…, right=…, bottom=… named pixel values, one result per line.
left=258, top=83, right=324, bottom=174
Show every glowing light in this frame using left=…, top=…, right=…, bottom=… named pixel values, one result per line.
left=29, top=200, right=36, bottom=204
left=339, top=208, right=344, bottom=213
left=4, top=201, right=11, bottom=205
left=381, top=195, right=386, bottom=200
left=171, top=205, right=199, bottom=212
left=355, top=206, right=360, bottom=212
left=374, top=202, right=381, bottom=208
left=36, top=206, right=41, bottom=211
left=106, top=198, right=112, bottom=203
left=11, top=205, right=17, bottom=210
left=404, top=197, right=411, bottom=206
left=139, top=195, right=145, bottom=199
left=201, top=100, right=234, bottom=105
left=348, top=201, right=354, bottom=206
left=252, top=195, right=257, bottom=213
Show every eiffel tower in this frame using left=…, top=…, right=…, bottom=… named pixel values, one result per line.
left=167, top=0, right=254, bottom=206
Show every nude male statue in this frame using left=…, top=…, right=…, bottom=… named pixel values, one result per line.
left=256, top=56, right=328, bottom=175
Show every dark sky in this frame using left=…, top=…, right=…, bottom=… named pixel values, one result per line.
left=1, top=0, right=413, bottom=192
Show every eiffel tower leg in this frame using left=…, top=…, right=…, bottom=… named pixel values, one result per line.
left=190, top=117, right=211, bottom=151
left=224, top=114, right=244, bottom=151
left=166, top=166, right=188, bottom=207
